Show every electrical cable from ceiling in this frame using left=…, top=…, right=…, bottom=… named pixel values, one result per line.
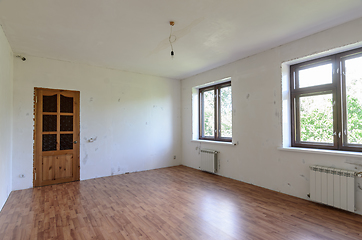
left=169, top=21, right=176, bottom=58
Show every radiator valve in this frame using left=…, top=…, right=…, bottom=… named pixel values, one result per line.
left=357, top=172, right=362, bottom=178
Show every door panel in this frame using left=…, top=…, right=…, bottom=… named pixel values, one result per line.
left=42, top=156, right=54, bottom=181
left=54, top=154, right=73, bottom=179
left=34, top=88, right=80, bottom=187
left=42, top=154, right=73, bottom=181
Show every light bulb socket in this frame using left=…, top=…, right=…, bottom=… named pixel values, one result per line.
left=16, top=55, right=26, bottom=61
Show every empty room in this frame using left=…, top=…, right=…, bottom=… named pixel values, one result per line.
left=1, top=0, right=362, bottom=239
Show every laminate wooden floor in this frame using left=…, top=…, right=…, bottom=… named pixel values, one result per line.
left=1, top=166, right=362, bottom=240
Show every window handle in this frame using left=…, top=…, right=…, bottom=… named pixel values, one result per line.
left=332, top=132, right=342, bottom=138
left=344, top=130, right=347, bottom=135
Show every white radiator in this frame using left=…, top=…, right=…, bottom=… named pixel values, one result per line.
left=201, top=149, right=218, bottom=173
left=309, top=165, right=356, bottom=212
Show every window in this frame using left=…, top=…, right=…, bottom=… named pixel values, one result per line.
left=199, top=81, right=232, bottom=142
left=290, top=48, right=362, bottom=152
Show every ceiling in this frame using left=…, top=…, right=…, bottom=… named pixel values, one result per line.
left=1, top=0, right=362, bottom=80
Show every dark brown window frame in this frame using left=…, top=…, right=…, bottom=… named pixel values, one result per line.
left=199, top=81, right=232, bottom=142
left=290, top=47, right=362, bottom=152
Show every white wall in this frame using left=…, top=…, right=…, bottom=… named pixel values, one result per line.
left=0, top=24, right=13, bottom=210
left=12, top=56, right=181, bottom=190
left=181, top=17, right=362, bottom=214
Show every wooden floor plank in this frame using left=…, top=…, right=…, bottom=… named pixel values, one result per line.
left=1, top=165, right=362, bottom=239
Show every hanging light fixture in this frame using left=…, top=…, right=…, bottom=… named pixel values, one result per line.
left=169, top=21, right=176, bottom=58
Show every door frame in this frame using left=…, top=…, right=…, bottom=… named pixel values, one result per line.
left=33, top=87, right=80, bottom=187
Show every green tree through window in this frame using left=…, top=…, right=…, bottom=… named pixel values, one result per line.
left=290, top=48, right=362, bottom=151
left=199, top=81, right=232, bottom=142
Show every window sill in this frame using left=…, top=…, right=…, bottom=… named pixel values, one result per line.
left=191, top=139, right=237, bottom=146
left=278, top=147, right=362, bottom=158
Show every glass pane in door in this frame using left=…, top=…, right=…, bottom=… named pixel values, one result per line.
left=42, top=134, right=57, bottom=151
left=60, top=116, right=73, bottom=131
left=43, top=95, right=57, bottom=112
left=60, top=134, right=73, bottom=150
left=60, top=95, right=73, bottom=113
left=43, top=115, right=57, bottom=132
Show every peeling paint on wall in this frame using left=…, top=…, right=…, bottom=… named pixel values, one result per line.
left=300, top=174, right=308, bottom=181
left=275, top=110, right=279, bottom=118
left=82, top=154, right=88, bottom=165
left=345, top=159, right=362, bottom=167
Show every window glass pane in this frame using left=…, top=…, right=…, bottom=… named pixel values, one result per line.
left=299, top=94, right=333, bottom=143
left=220, top=86, right=232, bottom=138
left=345, top=56, right=362, bottom=144
left=203, top=90, right=214, bottom=137
left=299, top=64, right=332, bottom=88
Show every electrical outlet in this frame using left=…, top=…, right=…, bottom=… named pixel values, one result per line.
left=173, top=155, right=176, bottom=159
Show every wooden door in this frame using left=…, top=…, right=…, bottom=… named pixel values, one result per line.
left=34, top=88, right=80, bottom=187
